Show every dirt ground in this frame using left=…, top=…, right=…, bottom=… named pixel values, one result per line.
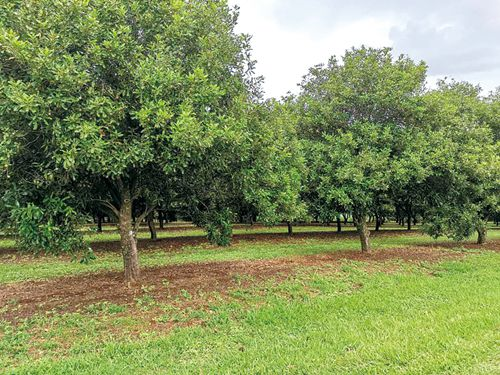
left=1, top=241, right=489, bottom=323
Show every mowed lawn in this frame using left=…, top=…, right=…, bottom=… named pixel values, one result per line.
left=0, top=227, right=499, bottom=374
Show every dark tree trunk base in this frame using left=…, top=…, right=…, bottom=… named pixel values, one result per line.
left=97, top=214, right=103, bottom=233
left=375, top=215, right=381, bottom=232
left=477, top=228, right=487, bottom=245
left=119, top=187, right=140, bottom=285
left=356, top=215, right=371, bottom=252
left=158, top=211, right=165, bottom=230
left=148, top=214, right=157, bottom=241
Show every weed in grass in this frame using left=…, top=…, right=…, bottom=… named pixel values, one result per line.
left=180, top=289, right=192, bottom=300
left=134, top=286, right=157, bottom=311
left=85, top=302, right=126, bottom=315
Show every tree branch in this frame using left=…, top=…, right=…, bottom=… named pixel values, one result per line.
left=95, top=199, right=120, bottom=219
left=134, top=204, right=156, bottom=232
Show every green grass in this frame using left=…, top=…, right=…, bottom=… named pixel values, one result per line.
left=2, top=230, right=499, bottom=284
left=2, top=251, right=499, bottom=374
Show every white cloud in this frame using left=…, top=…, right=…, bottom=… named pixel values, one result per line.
left=230, top=0, right=500, bottom=98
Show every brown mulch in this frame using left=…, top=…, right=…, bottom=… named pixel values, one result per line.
left=0, top=244, right=474, bottom=323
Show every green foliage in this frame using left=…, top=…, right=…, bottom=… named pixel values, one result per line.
left=205, top=208, right=233, bottom=247
left=244, top=99, right=307, bottom=226
left=418, top=80, right=500, bottom=241
left=422, top=204, right=480, bottom=241
left=298, top=46, right=426, bottom=137
left=299, top=47, right=427, bottom=227
left=298, top=48, right=498, bottom=244
left=316, top=122, right=394, bottom=218
left=484, top=87, right=500, bottom=141
left=11, top=196, right=93, bottom=261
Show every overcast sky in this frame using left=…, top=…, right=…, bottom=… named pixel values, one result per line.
left=229, top=0, right=500, bottom=98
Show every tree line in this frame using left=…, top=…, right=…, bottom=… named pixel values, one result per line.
left=1, top=0, right=498, bottom=283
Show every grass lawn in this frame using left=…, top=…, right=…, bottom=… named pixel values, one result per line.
left=0, top=229, right=499, bottom=374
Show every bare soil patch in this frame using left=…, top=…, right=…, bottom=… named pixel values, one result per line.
left=0, top=244, right=475, bottom=322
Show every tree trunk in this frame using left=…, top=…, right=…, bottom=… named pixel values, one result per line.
left=147, top=212, right=157, bottom=240
left=336, top=216, right=342, bottom=232
left=477, top=227, right=487, bottom=245
left=287, top=222, right=293, bottom=236
left=158, top=210, right=165, bottom=229
left=407, top=204, right=412, bottom=231
left=119, top=188, right=139, bottom=284
left=356, top=215, right=371, bottom=252
left=375, top=215, right=381, bottom=232
left=97, top=214, right=103, bottom=233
